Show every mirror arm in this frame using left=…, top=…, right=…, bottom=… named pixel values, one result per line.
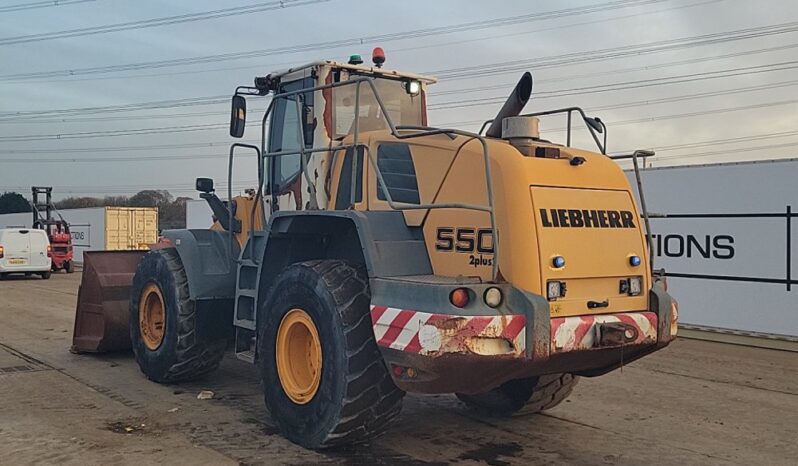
left=199, top=192, right=240, bottom=233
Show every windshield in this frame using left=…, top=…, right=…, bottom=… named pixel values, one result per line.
left=332, top=76, right=424, bottom=138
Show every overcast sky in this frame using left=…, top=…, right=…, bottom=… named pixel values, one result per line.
left=1, top=0, right=797, bottom=200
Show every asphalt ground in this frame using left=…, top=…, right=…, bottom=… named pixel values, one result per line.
left=0, top=272, right=795, bottom=465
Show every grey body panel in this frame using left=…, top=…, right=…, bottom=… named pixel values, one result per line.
left=231, top=210, right=433, bottom=348
left=161, top=229, right=239, bottom=300
left=265, top=210, right=432, bottom=278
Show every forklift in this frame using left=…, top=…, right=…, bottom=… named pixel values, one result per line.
left=31, top=187, right=74, bottom=273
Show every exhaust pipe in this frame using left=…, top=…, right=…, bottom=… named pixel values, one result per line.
left=485, top=72, right=533, bottom=138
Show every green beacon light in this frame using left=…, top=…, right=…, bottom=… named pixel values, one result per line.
left=348, top=54, right=363, bottom=65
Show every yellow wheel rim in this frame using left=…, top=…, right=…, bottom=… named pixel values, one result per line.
left=276, top=308, right=322, bottom=405
left=139, top=283, right=166, bottom=351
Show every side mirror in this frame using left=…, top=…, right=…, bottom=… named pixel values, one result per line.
left=585, top=116, right=603, bottom=133
left=196, top=177, right=214, bottom=193
left=230, top=95, right=246, bottom=138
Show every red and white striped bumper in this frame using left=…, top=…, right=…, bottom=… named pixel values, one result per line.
left=370, top=305, right=527, bottom=356
left=371, top=305, right=671, bottom=357
left=550, top=312, right=658, bottom=353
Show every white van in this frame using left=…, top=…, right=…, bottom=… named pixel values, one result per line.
left=0, top=228, right=52, bottom=279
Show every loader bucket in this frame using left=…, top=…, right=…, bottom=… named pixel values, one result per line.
left=71, top=250, right=147, bottom=353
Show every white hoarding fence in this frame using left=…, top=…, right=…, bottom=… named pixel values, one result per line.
left=630, top=159, right=797, bottom=340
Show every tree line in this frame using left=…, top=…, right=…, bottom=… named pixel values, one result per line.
left=0, top=190, right=189, bottom=229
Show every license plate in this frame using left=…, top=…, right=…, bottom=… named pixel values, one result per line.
left=7, top=259, right=26, bottom=265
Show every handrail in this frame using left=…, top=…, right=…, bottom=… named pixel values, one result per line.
left=478, top=106, right=606, bottom=154
left=227, top=143, right=261, bottom=263
left=231, top=76, right=501, bottom=281
left=630, top=149, right=654, bottom=274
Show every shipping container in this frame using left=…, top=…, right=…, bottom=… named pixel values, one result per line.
left=0, top=206, right=158, bottom=263
left=104, top=207, right=158, bottom=250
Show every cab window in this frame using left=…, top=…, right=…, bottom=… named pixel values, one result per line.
left=268, top=77, right=314, bottom=193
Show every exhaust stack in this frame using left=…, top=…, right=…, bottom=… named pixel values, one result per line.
left=485, top=72, right=533, bottom=138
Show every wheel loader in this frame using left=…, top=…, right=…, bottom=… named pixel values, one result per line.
left=72, top=49, right=678, bottom=449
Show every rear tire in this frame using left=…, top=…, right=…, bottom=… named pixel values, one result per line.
left=129, top=249, right=226, bottom=383
left=457, top=374, right=578, bottom=416
left=39, top=271, right=51, bottom=280
left=258, top=260, right=403, bottom=449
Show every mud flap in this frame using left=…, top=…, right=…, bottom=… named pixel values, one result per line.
left=71, top=250, right=147, bottom=353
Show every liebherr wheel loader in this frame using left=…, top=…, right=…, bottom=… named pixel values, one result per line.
left=72, top=50, right=678, bottom=449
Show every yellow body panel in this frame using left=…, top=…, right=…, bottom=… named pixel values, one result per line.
left=530, top=186, right=649, bottom=316
left=347, top=132, right=651, bottom=317
left=233, top=195, right=265, bottom=248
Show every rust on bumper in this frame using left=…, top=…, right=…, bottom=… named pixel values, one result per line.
left=371, top=280, right=677, bottom=394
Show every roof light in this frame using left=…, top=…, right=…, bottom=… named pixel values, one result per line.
left=372, top=47, right=385, bottom=68
left=404, top=80, right=421, bottom=96
left=629, top=255, right=642, bottom=267
left=348, top=54, right=363, bottom=65
left=552, top=255, right=565, bottom=268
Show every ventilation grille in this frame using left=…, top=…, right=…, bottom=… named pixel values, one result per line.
left=377, top=144, right=420, bottom=205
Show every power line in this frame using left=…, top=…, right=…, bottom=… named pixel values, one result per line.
left=0, top=0, right=327, bottom=46
left=614, top=129, right=798, bottom=154
left=5, top=18, right=798, bottom=120
left=4, top=97, right=797, bottom=160
left=7, top=65, right=798, bottom=130
left=6, top=46, right=795, bottom=122
left=0, top=95, right=233, bottom=120
left=4, top=81, right=797, bottom=145
left=8, top=39, right=795, bottom=125
left=429, top=61, right=798, bottom=110
left=0, top=0, right=716, bottom=85
left=436, top=78, right=798, bottom=127
left=0, top=0, right=672, bottom=79
left=431, top=42, right=798, bottom=97
left=429, top=20, right=798, bottom=80
left=655, top=141, right=798, bottom=163
left=0, top=140, right=251, bottom=154
left=0, top=0, right=95, bottom=13
left=0, top=109, right=228, bottom=124
left=0, top=122, right=230, bottom=142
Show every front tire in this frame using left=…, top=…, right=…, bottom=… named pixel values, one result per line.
left=457, top=374, right=578, bottom=416
left=64, top=260, right=74, bottom=274
left=129, top=249, right=226, bottom=383
left=258, top=260, right=403, bottom=449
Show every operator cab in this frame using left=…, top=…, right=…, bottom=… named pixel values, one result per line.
left=226, top=50, right=436, bottom=213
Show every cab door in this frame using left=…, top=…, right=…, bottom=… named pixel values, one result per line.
left=267, top=76, right=315, bottom=213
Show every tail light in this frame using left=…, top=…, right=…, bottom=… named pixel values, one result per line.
left=0, top=245, right=4, bottom=259
left=449, top=288, right=470, bottom=308
left=47, top=245, right=52, bottom=258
